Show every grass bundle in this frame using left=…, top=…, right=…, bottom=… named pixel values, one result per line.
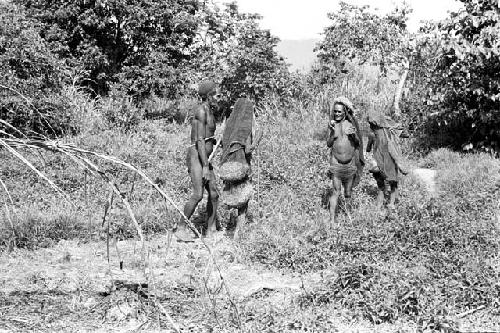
left=219, top=161, right=250, bottom=181
left=223, top=179, right=253, bottom=208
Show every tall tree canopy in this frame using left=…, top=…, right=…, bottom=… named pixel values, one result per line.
left=14, top=0, right=203, bottom=97
left=408, top=0, right=499, bottom=151
left=315, top=1, right=411, bottom=82
left=0, top=3, right=72, bottom=136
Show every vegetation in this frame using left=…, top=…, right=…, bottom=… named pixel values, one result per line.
left=1, top=0, right=499, bottom=332
left=406, top=0, right=500, bottom=151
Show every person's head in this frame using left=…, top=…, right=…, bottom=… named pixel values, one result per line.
left=367, top=113, right=388, bottom=130
left=332, top=102, right=347, bottom=122
left=198, top=80, right=218, bottom=103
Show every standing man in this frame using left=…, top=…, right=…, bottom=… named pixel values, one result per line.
left=175, top=80, right=219, bottom=242
left=326, top=98, right=363, bottom=226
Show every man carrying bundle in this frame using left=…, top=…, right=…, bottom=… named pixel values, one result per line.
left=219, top=98, right=262, bottom=239
left=326, top=97, right=364, bottom=226
left=175, top=80, right=219, bottom=242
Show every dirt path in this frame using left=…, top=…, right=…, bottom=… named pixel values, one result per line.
left=0, top=234, right=428, bottom=332
left=0, top=235, right=307, bottom=332
left=410, top=168, right=438, bottom=195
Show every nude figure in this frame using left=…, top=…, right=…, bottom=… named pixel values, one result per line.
left=327, top=101, right=362, bottom=225
left=175, top=81, right=219, bottom=242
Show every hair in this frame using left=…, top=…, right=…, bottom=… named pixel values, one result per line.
left=198, top=80, right=217, bottom=99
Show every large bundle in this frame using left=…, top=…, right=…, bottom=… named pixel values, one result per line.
left=219, top=159, right=250, bottom=181
left=223, top=179, right=254, bottom=208
left=219, top=98, right=255, bottom=182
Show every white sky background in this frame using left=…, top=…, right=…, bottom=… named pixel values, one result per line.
left=218, top=0, right=464, bottom=40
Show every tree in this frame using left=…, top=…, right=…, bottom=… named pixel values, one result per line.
left=15, top=0, right=291, bottom=110
left=14, top=0, right=203, bottom=97
left=316, top=2, right=410, bottom=79
left=183, top=2, right=291, bottom=111
left=409, top=0, right=500, bottom=152
left=0, top=2, right=72, bottom=137
left=315, top=2, right=412, bottom=116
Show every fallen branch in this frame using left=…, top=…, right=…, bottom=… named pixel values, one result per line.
left=1, top=135, right=241, bottom=329
left=456, top=305, right=486, bottom=319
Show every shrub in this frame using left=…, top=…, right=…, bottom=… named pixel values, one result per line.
left=101, top=89, right=144, bottom=131
left=0, top=2, right=73, bottom=137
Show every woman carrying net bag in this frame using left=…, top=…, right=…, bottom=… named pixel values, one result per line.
left=219, top=98, right=263, bottom=239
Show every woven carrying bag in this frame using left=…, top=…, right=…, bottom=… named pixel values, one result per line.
left=219, top=160, right=250, bottom=182
left=223, top=180, right=253, bottom=208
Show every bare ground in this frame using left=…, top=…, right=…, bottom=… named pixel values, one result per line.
left=410, top=168, right=438, bottom=195
left=1, top=230, right=498, bottom=333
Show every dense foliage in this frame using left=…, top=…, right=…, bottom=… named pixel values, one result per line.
left=0, top=3, right=72, bottom=136
left=315, top=2, right=410, bottom=83
left=413, top=0, right=500, bottom=152
left=13, top=0, right=210, bottom=97
left=12, top=0, right=290, bottom=105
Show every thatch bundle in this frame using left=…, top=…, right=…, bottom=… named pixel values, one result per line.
left=219, top=161, right=250, bottom=182
left=223, top=179, right=253, bottom=208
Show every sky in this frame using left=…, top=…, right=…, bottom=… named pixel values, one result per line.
left=218, top=0, right=464, bottom=40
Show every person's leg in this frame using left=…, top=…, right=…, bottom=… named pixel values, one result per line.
left=204, top=171, right=219, bottom=237
left=374, top=173, right=385, bottom=209
left=176, top=152, right=203, bottom=241
left=343, top=176, right=354, bottom=212
left=233, top=203, right=248, bottom=240
left=388, top=180, right=398, bottom=209
left=329, top=176, right=342, bottom=225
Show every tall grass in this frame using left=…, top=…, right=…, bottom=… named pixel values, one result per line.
left=239, top=99, right=500, bottom=325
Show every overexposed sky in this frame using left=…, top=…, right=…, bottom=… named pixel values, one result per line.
left=219, top=0, right=464, bottom=40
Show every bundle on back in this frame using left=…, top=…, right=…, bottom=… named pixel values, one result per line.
left=223, top=180, right=254, bottom=208
left=219, top=98, right=254, bottom=182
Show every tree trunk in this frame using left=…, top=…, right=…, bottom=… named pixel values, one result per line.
left=393, top=60, right=409, bottom=117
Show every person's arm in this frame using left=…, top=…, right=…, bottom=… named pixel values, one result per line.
left=326, top=122, right=335, bottom=148
left=399, top=129, right=410, bottom=138
left=245, top=128, right=263, bottom=154
left=366, top=133, right=374, bottom=152
left=345, top=123, right=360, bottom=147
left=195, top=106, right=209, bottom=179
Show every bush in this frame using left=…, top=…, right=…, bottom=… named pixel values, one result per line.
left=62, top=83, right=105, bottom=134
left=0, top=212, right=87, bottom=250
left=0, top=2, right=73, bottom=137
left=101, top=89, right=144, bottom=131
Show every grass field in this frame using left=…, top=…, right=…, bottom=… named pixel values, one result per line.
left=1, top=101, right=499, bottom=332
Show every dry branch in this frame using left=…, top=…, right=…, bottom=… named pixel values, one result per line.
left=0, top=134, right=241, bottom=329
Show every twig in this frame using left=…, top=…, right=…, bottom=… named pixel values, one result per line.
left=102, top=190, right=114, bottom=264
left=85, top=171, right=92, bottom=239
left=208, top=118, right=226, bottom=163
left=1, top=135, right=241, bottom=328
left=0, top=120, right=28, bottom=138
left=0, top=176, right=15, bottom=246
left=154, top=300, right=181, bottom=333
left=0, top=84, right=57, bottom=137
left=456, top=305, right=486, bottom=319
left=0, top=139, right=72, bottom=205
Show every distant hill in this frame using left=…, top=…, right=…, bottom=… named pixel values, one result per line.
left=276, top=39, right=319, bottom=72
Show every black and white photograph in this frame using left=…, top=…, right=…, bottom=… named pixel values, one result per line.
left=0, top=0, right=499, bottom=331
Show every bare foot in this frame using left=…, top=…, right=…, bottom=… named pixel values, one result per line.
left=205, top=226, right=219, bottom=238
left=174, top=226, right=197, bottom=243
left=399, top=167, right=409, bottom=176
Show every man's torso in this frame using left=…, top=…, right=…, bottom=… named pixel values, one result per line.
left=330, top=120, right=356, bottom=164
left=190, top=103, right=216, bottom=157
